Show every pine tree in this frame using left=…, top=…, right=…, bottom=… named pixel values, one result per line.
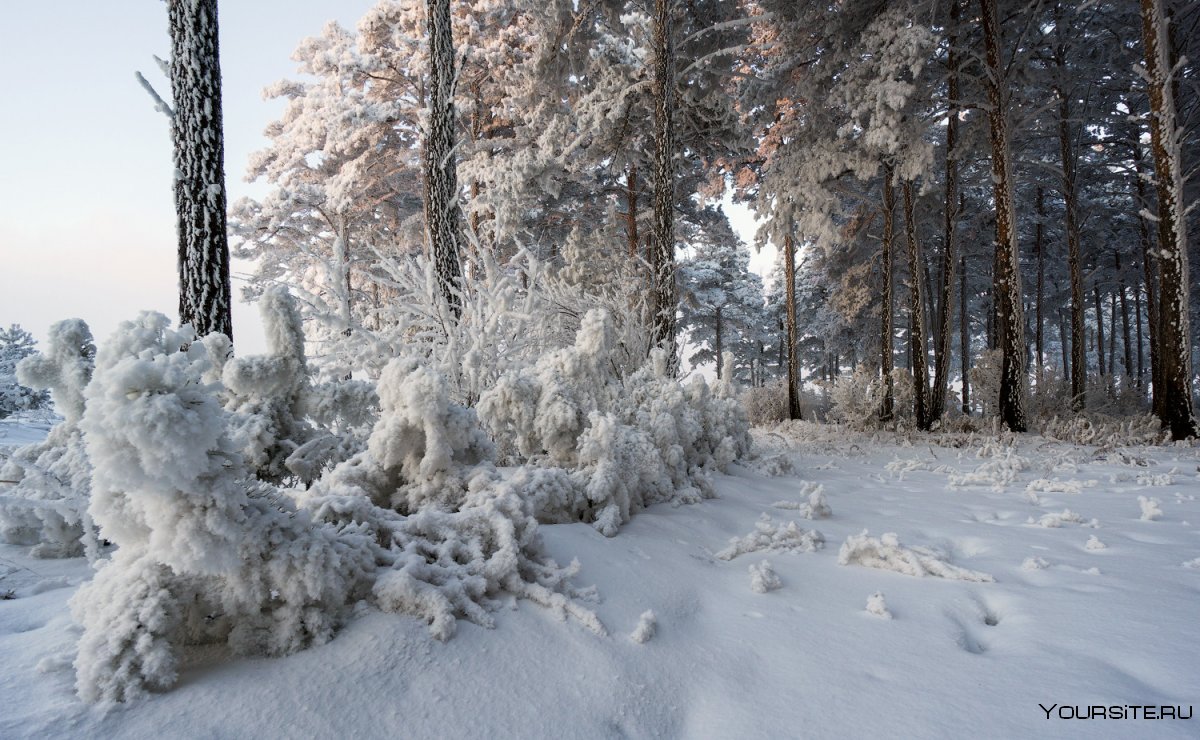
left=1140, top=0, right=1196, bottom=439
left=168, top=0, right=233, bottom=340
left=425, top=0, right=467, bottom=320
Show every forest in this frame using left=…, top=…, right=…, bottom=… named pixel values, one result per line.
left=0, top=0, right=1197, bottom=736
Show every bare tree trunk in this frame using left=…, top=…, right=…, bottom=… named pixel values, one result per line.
left=1035, top=186, right=1045, bottom=386
left=1108, top=290, right=1117, bottom=384
left=1140, top=0, right=1195, bottom=438
left=880, top=165, right=896, bottom=424
left=1134, top=285, right=1145, bottom=387
left=650, top=0, right=678, bottom=364
left=980, top=0, right=1028, bottom=431
left=169, top=0, right=233, bottom=341
left=1058, top=309, right=1070, bottom=377
left=626, top=164, right=639, bottom=259
left=904, top=181, right=930, bottom=429
left=714, top=306, right=724, bottom=381
left=932, top=0, right=961, bottom=424
left=1052, top=17, right=1086, bottom=411
left=784, top=232, right=802, bottom=419
left=1135, top=146, right=1161, bottom=408
left=1118, top=253, right=1132, bottom=378
left=1094, top=285, right=1107, bottom=379
left=425, top=0, right=465, bottom=319
left=960, top=251, right=970, bottom=415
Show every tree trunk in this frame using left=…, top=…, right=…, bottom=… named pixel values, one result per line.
left=1034, top=186, right=1045, bottom=386
left=1094, top=285, right=1106, bottom=378
left=1108, top=290, right=1117, bottom=383
left=626, top=164, right=640, bottom=259
left=784, top=232, right=802, bottom=420
left=1134, top=285, right=1145, bottom=387
left=1140, top=0, right=1195, bottom=438
left=1134, top=145, right=1162, bottom=408
left=169, top=0, right=233, bottom=341
left=714, top=305, right=724, bottom=381
left=880, top=165, right=896, bottom=424
left=1118, top=255, right=1132, bottom=378
left=980, top=0, right=1028, bottom=431
left=649, top=0, right=677, bottom=364
left=960, top=251, right=970, bottom=415
left=1053, top=19, right=1086, bottom=412
left=903, top=181, right=930, bottom=429
left=932, top=0, right=961, bottom=424
left=424, top=0, right=465, bottom=319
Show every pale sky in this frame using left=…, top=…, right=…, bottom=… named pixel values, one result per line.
left=0, top=1, right=773, bottom=359
left=0, top=1, right=366, bottom=355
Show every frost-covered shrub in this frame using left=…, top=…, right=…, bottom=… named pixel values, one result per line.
left=967, top=349, right=1003, bottom=418
left=828, top=366, right=914, bottom=429
left=741, top=377, right=789, bottom=425
left=1036, top=413, right=1165, bottom=447
left=478, top=310, right=751, bottom=536
left=0, top=319, right=96, bottom=558
left=71, top=314, right=377, bottom=702
left=0, top=324, right=50, bottom=418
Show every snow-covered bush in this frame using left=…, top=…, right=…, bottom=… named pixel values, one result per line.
left=478, top=310, right=751, bottom=535
left=828, top=366, right=913, bottom=429
left=71, top=314, right=376, bottom=702
left=741, top=377, right=790, bottom=425
left=967, top=349, right=1003, bottom=418
left=0, top=319, right=96, bottom=558
left=0, top=324, right=50, bottom=418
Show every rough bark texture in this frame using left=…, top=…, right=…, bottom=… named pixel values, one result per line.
left=626, top=164, right=640, bottom=259
left=784, top=233, right=802, bottom=420
left=649, top=0, right=678, bottom=364
left=1140, top=0, right=1195, bottom=439
left=931, top=0, right=961, bottom=425
left=1134, top=145, right=1161, bottom=406
left=424, top=0, right=466, bottom=319
left=1053, top=32, right=1086, bottom=411
left=1094, top=285, right=1106, bottom=378
left=880, top=165, right=896, bottom=424
left=979, top=0, right=1027, bottom=432
left=1034, top=186, right=1045, bottom=384
left=903, top=182, right=930, bottom=430
left=169, top=0, right=233, bottom=341
left=960, top=250, right=970, bottom=415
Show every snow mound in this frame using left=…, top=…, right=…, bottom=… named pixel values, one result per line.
left=837, top=530, right=994, bottom=582
left=866, top=591, right=892, bottom=619
left=1138, top=496, right=1163, bottom=521
left=630, top=610, right=656, bottom=644
left=1025, top=478, right=1092, bottom=495
left=1027, top=509, right=1095, bottom=528
left=947, top=451, right=1029, bottom=490
left=1085, top=535, right=1107, bottom=551
left=748, top=560, right=782, bottom=593
left=1021, top=556, right=1050, bottom=571
left=716, top=515, right=825, bottom=560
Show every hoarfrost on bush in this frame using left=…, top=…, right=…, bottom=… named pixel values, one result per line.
left=716, top=514, right=825, bottom=560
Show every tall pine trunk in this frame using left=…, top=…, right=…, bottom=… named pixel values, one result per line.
left=1134, top=145, right=1162, bottom=409
left=1140, top=0, right=1195, bottom=438
left=650, top=0, right=677, bottom=363
left=784, top=232, right=802, bottom=420
left=904, top=181, right=930, bottom=429
left=880, top=165, right=896, bottom=424
left=1034, top=186, right=1045, bottom=386
left=169, top=0, right=233, bottom=341
left=931, top=0, right=961, bottom=424
left=424, top=0, right=465, bottom=319
left=960, top=250, right=970, bottom=415
left=980, top=0, right=1028, bottom=432
left=1094, top=285, right=1107, bottom=378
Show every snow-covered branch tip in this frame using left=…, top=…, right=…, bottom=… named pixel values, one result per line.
left=135, top=71, right=174, bottom=120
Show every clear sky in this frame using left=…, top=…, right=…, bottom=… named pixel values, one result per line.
left=0, top=1, right=367, bottom=355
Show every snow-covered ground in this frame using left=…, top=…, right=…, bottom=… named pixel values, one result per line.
left=2, top=420, right=1197, bottom=739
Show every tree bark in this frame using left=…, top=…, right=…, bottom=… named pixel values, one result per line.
left=1140, top=0, right=1195, bottom=438
left=880, top=165, right=896, bottom=424
left=784, top=233, right=802, bottom=419
left=904, top=181, right=930, bottom=429
left=1094, top=285, right=1107, bottom=379
left=979, top=0, right=1028, bottom=431
left=424, top=0, right=466, bottom=319
left=650, top=0, right=678, bottom=364
left=931, top=0, right=961, bottom=424
left=960, top=250, right=970, bottom=415
left=1134, top=145, right=1161, bottom=407
left=169, top=0, right=233, bottom=341
left=626, top=164, right=640, bottom=259
left=1034, top=186, right=1045, bottom=386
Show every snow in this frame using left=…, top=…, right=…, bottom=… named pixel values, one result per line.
left=3, top=419, right=1199, bottom=737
